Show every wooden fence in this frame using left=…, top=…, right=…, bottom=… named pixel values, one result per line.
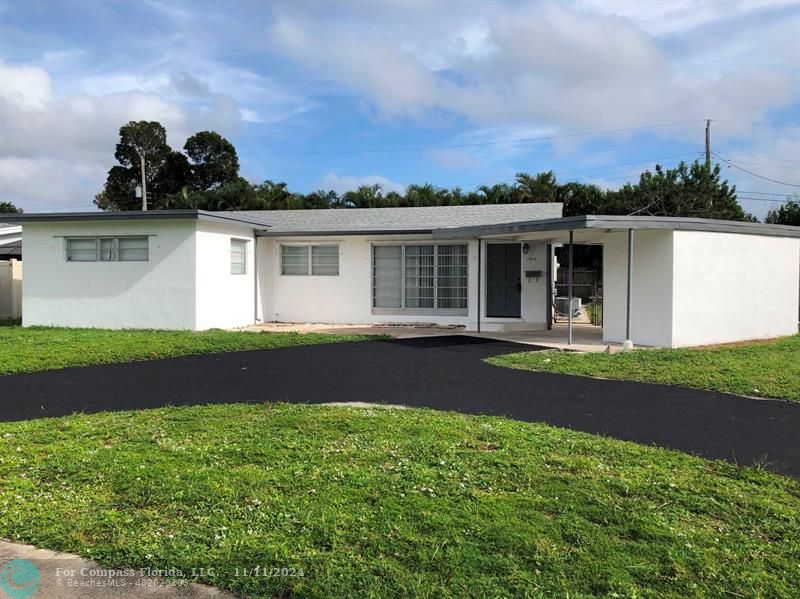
left=0, top=259, right=22, bottom=320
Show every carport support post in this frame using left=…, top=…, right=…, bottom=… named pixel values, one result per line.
left=623, top=228, right=634, bottom=351
left=567, top=230, right=573, bottom=345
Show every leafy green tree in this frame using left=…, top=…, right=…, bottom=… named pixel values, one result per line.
left=557, top=182, right=609, bottom=217
left=95, top=121, right=173, bottom=210
left=613, top=162, right=745, bottom=220
left=341, top=184, right=384, bottom=208
left=477, top=183, right=514, bottom=204
left=94, top=165, right=139, bottom=211
left=154, top=151, right=193, bottom=197
left=514, top=171, right=558, bottom=203
left=303, top=190, right=337, bottom=209
left=184, top=131, right=240, bottom=191
left=765, top=197, right=800, bottom=226
left=405, top=184, right=449, bottom=207
left=254, top=180, right=293, bottom=210
left=0, top=202, right=23, bottom=213
left=384, top=191, right=405, bottom=207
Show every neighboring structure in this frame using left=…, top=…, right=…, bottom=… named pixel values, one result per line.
left=3, top=206, right=799, bottom=347
left=0, top=224, right=22, bottom=260
left=0, top=258, right=22, bottom=320
left=0, top=224, right=23, bottom=320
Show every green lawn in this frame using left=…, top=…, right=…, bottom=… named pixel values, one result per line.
left=0, top=403, right=797, bottom=598
left=488, top=334, right=800, bottom=402
left=0, top=325, right=375, bottom=375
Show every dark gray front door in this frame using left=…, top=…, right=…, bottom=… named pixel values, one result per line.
left=486, top=243, right=521, bottom=317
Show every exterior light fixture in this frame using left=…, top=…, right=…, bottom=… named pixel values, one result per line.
left=522, top=243, right=530, bottom=255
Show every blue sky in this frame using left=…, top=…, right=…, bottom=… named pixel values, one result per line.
left=1, top=0, right=798, bottom=217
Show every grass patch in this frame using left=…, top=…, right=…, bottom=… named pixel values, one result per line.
left=0, top=326, right=376, bottom=375
left=0, top=403, right=798, bottom=597
left=488, top=334, right=800, bottom=402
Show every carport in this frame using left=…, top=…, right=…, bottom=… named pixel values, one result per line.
left=434, top=215, right=800, bottom=348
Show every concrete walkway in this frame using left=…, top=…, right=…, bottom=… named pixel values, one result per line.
left=244, top=321, right=624, bottom=352
left=0, top=540, right=235, bottom=598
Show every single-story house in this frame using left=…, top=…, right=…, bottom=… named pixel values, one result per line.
left=3, top=205, right=799, bottom=347
left=0, top=223, right=22, bottom=260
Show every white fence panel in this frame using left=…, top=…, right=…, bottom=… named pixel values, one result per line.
left=0, top=259, right=22, bottom=319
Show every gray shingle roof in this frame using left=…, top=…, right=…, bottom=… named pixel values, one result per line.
left=238, top=203, right=563, bottom=235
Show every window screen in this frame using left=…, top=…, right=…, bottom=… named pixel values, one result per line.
left=372, top=245, right=402, bottom=308
left=118, top=237, right=149, bottom=262
left=436, top=244, right=468, bottom=309
left=230, top=239, right=247, bottom=274
left=65, top=238, right=97, bottom=262
left=65, top=237, right=149, bottom=262
left=281, top=245, right=309, bottom=275
left=311, top=245, right=339, bottom=275
left=99, top=238, right=116, bottom=261
left=281, top=245, right=339, bottom=276
left=404, top=245, right=434, bottom=308
left=372, top=244, right=467, bottom=311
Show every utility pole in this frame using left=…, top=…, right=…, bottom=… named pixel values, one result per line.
left=139, top=153, right=148, bottom=211
left=705, top=119, right=711, bottom=170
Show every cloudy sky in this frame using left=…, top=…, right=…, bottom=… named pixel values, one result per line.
left=1, top=0, right=798, bottom=217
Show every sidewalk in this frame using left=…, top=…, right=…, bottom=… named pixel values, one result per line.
left=0, top=540, right=236, bottom=599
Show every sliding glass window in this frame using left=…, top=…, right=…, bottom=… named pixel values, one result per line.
left=372, top=243, right=467, bottom=313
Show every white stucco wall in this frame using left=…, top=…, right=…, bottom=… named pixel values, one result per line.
left=671, top=231, right=799, bottom=347
left=603, top=230, right=675, bottom=347
left=194, top=221, right=256, bottom=330
left=22, top=220, right=197, bottom=330
left=258, top=235, right=549, bottom=330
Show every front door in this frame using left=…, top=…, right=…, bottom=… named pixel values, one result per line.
left=486, top=243, right=521, bottom=317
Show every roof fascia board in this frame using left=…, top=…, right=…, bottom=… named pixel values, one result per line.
left=433, top=216, right=590, bottom=239
left=257, top=228, right=434, bottom=237
left=434, top=214, right=800, bottom=239
left=0, top=210, right=270, bottom=229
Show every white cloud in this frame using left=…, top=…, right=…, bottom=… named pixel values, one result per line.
left=316, top=173, right=406, bottom=195
left=0, top=62, right=52, bottom=109
left=575, top=0, right=794, bottom=37
left=269, top=2, right=798, bottom=140
left=0, top=48, right=313, bottom=210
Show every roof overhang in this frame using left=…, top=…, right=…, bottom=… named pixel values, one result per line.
left=257, top=228, right=434, bottom=237
left=433, top=215, right=800, bottom=240
left=0, top=210, right=272, bottom=230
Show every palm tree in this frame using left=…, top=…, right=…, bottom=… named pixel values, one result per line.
left=304, top=189, right=338, bottom=209
left=477, top=183, right=514, bottom=204
left=255, top=180, right=292, bottom=209
left=342, top=184, right=384, bottom=208
left=514, top=171, right=558, bottom=203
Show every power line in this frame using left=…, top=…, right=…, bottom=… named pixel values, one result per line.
left=737, top=196, right=792, bottom=203
left=713, top=152, right=800, bottom=188
left=723, top=152, right=800, bottom=165
left=713, top=119, right=800, bottom=130
left=714, top=159, right=800, bottom=172
left=738, top=190, right=796, bottom=197
left=238, top=119, right=706, bottom=157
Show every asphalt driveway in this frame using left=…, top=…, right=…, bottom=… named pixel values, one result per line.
left=1, top=335, right=798, bottom=477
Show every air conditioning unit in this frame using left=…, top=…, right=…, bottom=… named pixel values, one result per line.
left=555, top=296, right=581, bottom=317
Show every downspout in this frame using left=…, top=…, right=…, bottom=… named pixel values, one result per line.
left=567, top=230, right=574, bottom=345
left=253, top=233, right=259, bottom=325
left=545, top=244, right=553, bottom=330
left=477, top=238, right=482, bottom=333
left=623, top=228, right=634, bottom=351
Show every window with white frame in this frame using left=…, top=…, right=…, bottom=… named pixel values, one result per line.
left=372, top=243, right=468, bottom=312
left=281, top=244, right=339, bottom=276
left=65, top=237, right=149, bottom=262
left=230, top=238, right=248, bottom=275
